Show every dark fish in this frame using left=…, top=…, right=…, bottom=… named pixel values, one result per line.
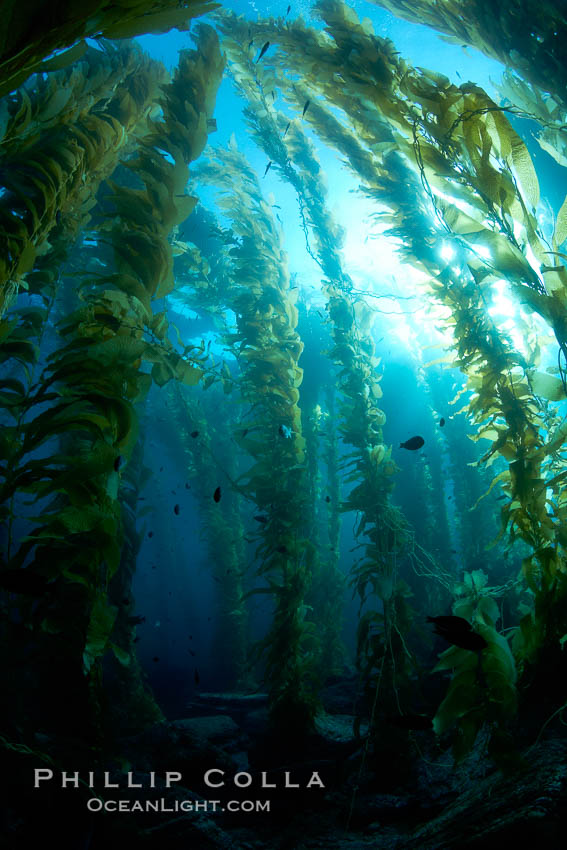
left=194, top=669, right=200, bottom=685
left=283, top=121, right=290, bottom=137
left=264, top=160, right=272, bottom=177
left=133, top=636, right=141, bottom=643
left=213, top=486, right=221, bottom=502
left=256, top=41, right=270, bottom=62
left=456, top=70, right=462, bottom=79
left=286, top=4, right=291, bottom=14
left=444, top=630, right=487, bottom=651
left=185, top=483, right=191, bottom=489
left=400, top=436, right=425, bottom=451
left=325, top=495, right=331, bottom=503
left=148, top=531, right=154, bottom=538
left=248, top=39, right=253, bottom=49
left=428, top=615, right=487, bottom=651
left=439, top=417, right=445, bottom=427
left=271, top=90, right=276, bottom=101
left=160, top=466, right=164, bottom=472
left=152, top=656, right=160, bottom=662
left=302, top=99, right=310, bottom=117
left=127, top=615, right=146, bottom=625
left=213, top=577, right=221, bottom=583
left=0, top=569, right=50, bottom=596
left=191, top=430, right=199, bottom=438
left=189, top=649, right=195, bottom=656
left=387, top=714, right=433, bottom=731
left=254, top=515, right=268, bottom=523
left=113, top=455, right=123, bottom=471
left=189, top=635, right=193, bottom=640
left=276, top=545, right=287, bottom=554
left=497, top=494, right=507, bottom=500
left=151, top=565, right=157, bottom=570
left=428, top=615, right=472, bottom=632
left=174, top=504, right=180, bottom=515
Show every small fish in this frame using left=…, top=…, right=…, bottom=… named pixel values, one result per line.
left=191, top=430, right=199, bottom=438
left=133, top=636, right=141, bottom=643
left=127, top=615, right=146, bottom=625
left=174, top=504, right=180, bottom=515
left=264, top=160, right=272, bottom=177
left=160, top=466, right=164, bottom=472
left=114, top=455, right=123, bottom=471
left=279, top=424, right=292, bottom=438
left=151, top=565, right=157, bottom=570
left=387, top=714, right=433, bottom=731
left=185, top=483, right=191, bottom=489
left=248, top=39, right=254, bottom=49
left=254, top=515, right=268, bottom=523
left=256, top=40, right=270, bottom=63
left=194, top=669, right=200, bottom=685
left=0, top=569, right=51, bottom=597
left=439, top=417, right=445, bottom=427
left=400, top=436, right=424, bottom=451
left=152, top=656, right=160, bottom=663
left=213, top=486, right=221, bottom=502
left=283, top=121, right=290, bottom=138
left=497, top=494, right=507, bottom=500
left=189, top=650, right=196, bottom=656
left=302, top=99, right=310, bottom=117
left=276, top=545, right=287, bottom=554
left=148, top=531, right=154, bottom=538
left=271, top=90, right=276, bottom=101
left=456, top=70, right=461, bottom=79
left=189, top=635, right=193, bottom=640
left=286, top=4, right=291, bottom=14
left=325, top=495, right=331, bottom=503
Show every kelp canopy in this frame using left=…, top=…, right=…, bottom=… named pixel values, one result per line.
left=1, top=0, right=567, bottom=780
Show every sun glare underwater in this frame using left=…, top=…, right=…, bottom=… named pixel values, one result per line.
left=2, top=0, right=567, bottom=847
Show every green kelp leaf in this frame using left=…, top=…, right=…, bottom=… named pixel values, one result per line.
left=477, top=596, right=500, bottom=626
left=109, top=642, right=131, bottom=667
left=529, top=371, right=567, bottom=401
left=554, top=194, right=567, bottom=248
left=38, top=41, right=88, bottom=72
left=83, top=594, right=118, bottom=675
left=103, top=7, right=201, bottom=39
left=511, top=135, right=540, bottom=209
left=433, top=669, right=480, bottom=735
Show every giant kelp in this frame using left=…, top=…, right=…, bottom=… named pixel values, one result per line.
left=366, top=0, right=567, bottom=114
left=0, top=25, right=224, bottom=742
left=0, top=0, right=219, bottom=100
left=213, top=0, right=567, bottom=761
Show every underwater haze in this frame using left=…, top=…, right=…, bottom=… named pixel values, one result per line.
left=2, top=0, right=567, bottom=847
